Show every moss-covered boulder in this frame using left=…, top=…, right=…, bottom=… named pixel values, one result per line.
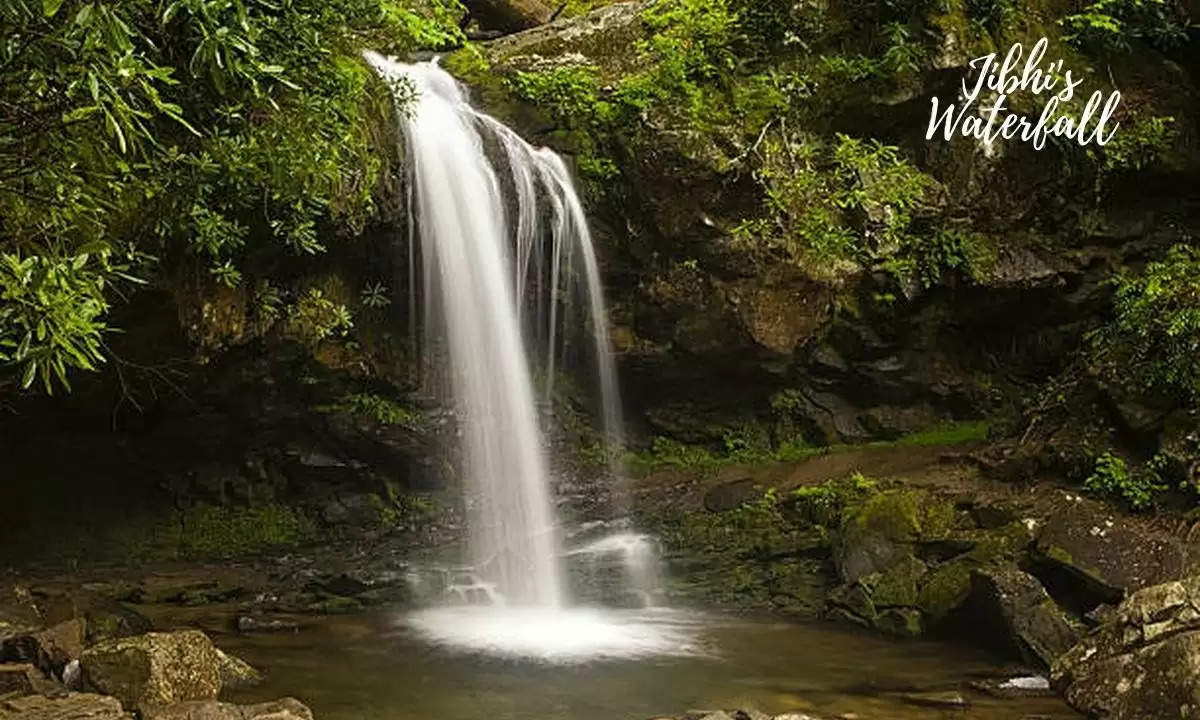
left=80, top=631, right=222, bottom=713
left=833, top=489, right=954, bottom=583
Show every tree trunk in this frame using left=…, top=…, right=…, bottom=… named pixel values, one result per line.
left=463, top=0, right=555, bottom=33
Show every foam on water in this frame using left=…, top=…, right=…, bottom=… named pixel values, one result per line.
left=405, top=606, right=704, bottom=662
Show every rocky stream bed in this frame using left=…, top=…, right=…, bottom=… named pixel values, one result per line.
left=5, top=445, right=1200, bottom=720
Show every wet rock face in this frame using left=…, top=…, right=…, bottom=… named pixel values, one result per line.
left=80, top=631, right=222, bottom=712
left=1052, top=576, right=1200, bottom=719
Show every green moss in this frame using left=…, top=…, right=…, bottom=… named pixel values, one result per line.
left=325, top=392, right=423, bottom=430
left=917, top=562, right=973, bottom=621
left=967, top=521, right=1031, bottom=562
left=919, top=500, right=957, bottom=542
left=790, top=472, right=878, bottom=527
left=852, top=490, right=923, bottom=542
left=178, top=503, right=313, bottom=558
left=629, top=421, right=990, bottom=475
left=894, top=420, right=990, bottom=447
left=875, top=607, right=924, bottom=637
left=657, top=488, right=833, bottom=616
left=305, top=595, right=363, bottom=614
left=99, top=503, right=314, bottom=563
left=865, top=554, right=927, bottom=607
left=367, top=493, right=400, bottom=528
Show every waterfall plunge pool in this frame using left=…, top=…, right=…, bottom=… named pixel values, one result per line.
left=219, top=606, right=1081, bottom=719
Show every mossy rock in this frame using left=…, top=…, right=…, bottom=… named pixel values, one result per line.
left=876, top=607, right=924, bottom=638
left=916, top=521, right=1034, bottom=624
left=836, top=489, right=954, bottom=583
left=865, top=554, right=928, bottom=608
left=917, top=561, right=974, bottom=623
left=828, top=582, right=876, bottom=625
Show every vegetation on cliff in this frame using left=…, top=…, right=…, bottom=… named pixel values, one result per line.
left=486, top=0, right=1196, bottom=504
left=0, top=0, right=465, bottom=394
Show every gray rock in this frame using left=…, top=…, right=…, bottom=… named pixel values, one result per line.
left=1052, top=575, right=1200, bottom=719
left=487, top=2, right=652, bottom=82
left=969, top=566, right=1079, bottom=669
left=1034, top=496, right=1190, bottom=604
left=235, top=616, right=299, bottom=634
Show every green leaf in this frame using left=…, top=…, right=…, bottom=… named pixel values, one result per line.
left=43, top=0, right=63, bottom=17
left=21, top=362, right=36, bottom=390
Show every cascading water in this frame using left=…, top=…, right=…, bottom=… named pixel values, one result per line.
left=368, top=53, right=689, bottom=660
left=370, top=53, right=564, bottom=608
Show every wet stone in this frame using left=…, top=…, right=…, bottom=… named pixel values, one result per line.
left=898, top=690, right=970, bottom=708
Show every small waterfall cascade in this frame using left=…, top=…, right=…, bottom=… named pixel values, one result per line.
left=567, top=531, right=664, bottom=607
left=366, top=53, right=634, bottom=609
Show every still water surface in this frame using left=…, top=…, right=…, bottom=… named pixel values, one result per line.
left=219, top=607, right=1080, bottom=720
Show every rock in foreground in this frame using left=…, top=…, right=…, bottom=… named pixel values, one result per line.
left=969, top=566, right=1080, bottom=669
left=80, top=631, right=222, bottom=712
left=0, top=692, right=132, bottom=720
left=141, top=697, right=313, bottom=720
left=1052, top=575, right=1200, bottom=719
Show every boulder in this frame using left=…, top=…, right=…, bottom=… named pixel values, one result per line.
left=141, top=698, right=313, bottom=720
left=82, top=601, right=154, bottom=646
left=80, top=631, right=221, bottom=712
left=2, top=619, right=86, bottom=676
left=486, top=2, right=652, bottom=81
left=214, top=649, right=262, bottom=689
left=702, top=477, right=761, bottom=513
left=0, top=692, right=132, bottom=720
left=833, top=490, right=953, bottom=583
left=1052, top=575, right=1200, bottom=719
left=0, top=662, right=47, bottom=696
left=969, top=566, right=1079, bottom=669
left=464, top=0, right=553, bottom=33
left=1034, top=495, right=1192, bottom=604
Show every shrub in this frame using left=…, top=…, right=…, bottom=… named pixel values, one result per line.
left=1084, top=452, right=1166, bottom=510
left=1092, top=245, right=1200, bottom=403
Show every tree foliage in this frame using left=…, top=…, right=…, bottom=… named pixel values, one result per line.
left=0, top=0, right=464, bottom=393
left=1092, top=244, right=1200, bottom=403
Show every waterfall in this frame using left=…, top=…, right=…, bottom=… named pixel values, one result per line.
left=366, top=54, right=626, bottom=608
